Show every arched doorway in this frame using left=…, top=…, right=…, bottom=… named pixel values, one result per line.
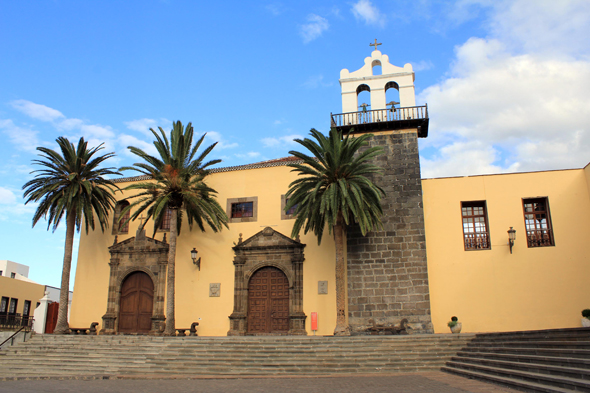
left=247, top=266, right=289, bottom=334
left=118, top=271, right=154, bottom=334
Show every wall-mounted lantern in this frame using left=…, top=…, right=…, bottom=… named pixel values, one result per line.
left=508, top=227, right=516, bottom=254
left=191, top=248, right=201, bottom=270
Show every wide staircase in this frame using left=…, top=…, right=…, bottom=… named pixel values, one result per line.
left=0, top=334, right=472, bottom=379
left=442, top=327, right=590, bottom=392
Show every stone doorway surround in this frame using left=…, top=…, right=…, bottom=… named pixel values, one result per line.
left=228, top=227, right=307, bottom=336
left=100, top=228, right=168, bottom=335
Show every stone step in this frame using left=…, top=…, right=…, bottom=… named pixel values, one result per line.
left=0, top=334, right=470, bottom=379
left=444, top=360, right=590, bottom=392
left=460, top=345, right=590, bottom=359
left=472, top=328, right=590, bottom=341
left=449, top=356, right=590, bottom=380
left=467, top=340, right=590, bottom=349
left=457, top=350, right=590, bottom=370
left=442, top=366, right=575, bottom=393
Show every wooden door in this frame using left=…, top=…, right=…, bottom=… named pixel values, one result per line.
left=247, top=267, right=289, bottom=334
left=45, top=302, right=59, bottom=333
left=118, top=272, right=154, bottom=334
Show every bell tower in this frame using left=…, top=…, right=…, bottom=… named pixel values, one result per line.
left=333, top=42, right=433, bottom=334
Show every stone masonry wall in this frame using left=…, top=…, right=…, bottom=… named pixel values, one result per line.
left=346, top=130, right=433, bottom=334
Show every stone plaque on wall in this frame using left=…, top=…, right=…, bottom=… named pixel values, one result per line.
left=209, top=283, right=220, bottom=297
left=318, top=281, right=328, bottom=294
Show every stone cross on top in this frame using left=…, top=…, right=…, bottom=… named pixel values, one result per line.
left=370, top=39, right=382, bottom=51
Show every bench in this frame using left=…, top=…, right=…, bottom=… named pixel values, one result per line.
left=69, top=322, right=99, bottom=335
left=176, top=322, right=199, bottom=337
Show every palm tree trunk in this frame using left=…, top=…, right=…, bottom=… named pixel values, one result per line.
left=333, top=214, right=351, bottom=336
left=53, top=213, right=75, bottom=334
left=163, top=209, right=177, bottom=336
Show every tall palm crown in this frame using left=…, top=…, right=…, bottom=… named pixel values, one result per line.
left=286, top=128, right=384, bottom=335
left=23, top=137, right=120, bottom=334
left=286, top=128, right=385, bottom=242
left=120, top=121, right=227, bottom=234
left=120, top=121, right=228, bottom=335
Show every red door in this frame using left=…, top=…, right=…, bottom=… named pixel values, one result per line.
left=247, top=267, right=289, bottom=334
left=45, top=302, right=59, bottom=333
left=118, top=272, right=154, bottom=334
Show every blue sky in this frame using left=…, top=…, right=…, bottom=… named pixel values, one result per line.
left=1, top=0, right=589, bottom=289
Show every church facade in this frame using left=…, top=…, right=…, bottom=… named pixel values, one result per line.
left=69, top=49, right=590, bottom=336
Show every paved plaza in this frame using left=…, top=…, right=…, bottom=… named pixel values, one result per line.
left=0, top=373, right=519, bottom=393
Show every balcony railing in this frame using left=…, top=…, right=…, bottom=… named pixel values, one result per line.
left=0, top=314, right=34, bottom=330
left=331, top=105, right=428, bottom=127
left=464, top=233, right=490, bottom=250
left=526, top=229, right=554, bottom=247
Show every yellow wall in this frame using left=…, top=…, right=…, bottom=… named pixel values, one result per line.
left=71, top=162, right=590, bottom=336
left=423, top=169, right=590, bottom=333
left=70, top=164, right=338, bottom=335
left=0, top=276, right=45, bottom=315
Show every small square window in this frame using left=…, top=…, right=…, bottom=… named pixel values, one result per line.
left=231, top=202, right=253, bottom=218
left=226, top=197, right=258, bottom=223
left=10, top=272, right=16, bottom=279
left=281, top=195, right=298, bottom=220
left=461, top=201, right=491, bottom=250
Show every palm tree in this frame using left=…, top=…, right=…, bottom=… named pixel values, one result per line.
left=23, top=137, right=120, bottom=334
left=286, top=128, right=385, bottom=336
left=120, top=121, right=228, bottom=336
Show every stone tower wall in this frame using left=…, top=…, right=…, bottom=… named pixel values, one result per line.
left=346, top=130, right=433, bottom=334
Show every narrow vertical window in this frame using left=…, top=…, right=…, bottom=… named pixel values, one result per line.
left=159, top=208, right=172, bottom=231
left=0, top=297, right=8, bottom=314
left=461, top=201, right=490, bottom=250
left=112, top=201, right=130, bottom=235
left=8, top=298, right=17, bottom=314
left=523, top=197, right=554, bottom=247
left=23, top=300, right=31, bottom=317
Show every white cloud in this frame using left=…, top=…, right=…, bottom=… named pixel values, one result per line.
left=300, top=14, right=329, bottom=43
left=351, top=0, right=385, bottom=27
left=0, top=119, right=40, bottom=153
left=10, top=100, right=65, bottom=122
left=412, top=60, right=434, bottom=72
left=418, top=0, right=590, bottom=177
left=235, top=152, right=261, bottom=159
left=123, top=118, right=172, bottom=138
left=0, top=187, right=17, bottom=204
left=203, top=131, right=239, bottom=150
left=57, top=118, right=84, bottom=131
left=265, top=3, right=284, bottom=16
left=487, top=0, right=590, bottom=59
left=261, top=134, right=303, bottom=148
left=302, top=74, right=333, bottom=89
left=118, top=134, right=159, bottom=158
left=80, top=124, right=115, bottom=139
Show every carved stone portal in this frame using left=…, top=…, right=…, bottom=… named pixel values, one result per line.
left=100, top=227, right=168, bottom=335
left=228, top=227, right=307, bottom=336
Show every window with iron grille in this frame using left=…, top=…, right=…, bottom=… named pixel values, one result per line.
left=0, top=297, right=8, bottom=314
left=112, top=201, right=130, bottom=235
left=23, top=300, right=31, bottom=317
left=231, top=202, right=253, bottom=218
left=461, top=201, right=491, bottom=250
left=8, top=298, right=17, bottom=314
left=523, top=197, right=554, bottom=247
left=158, top=208, right=172, bottom=231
